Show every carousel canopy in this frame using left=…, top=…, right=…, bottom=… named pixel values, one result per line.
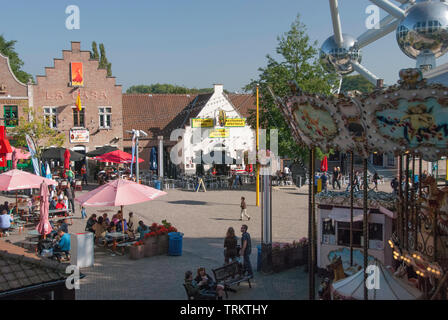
left=331, top=260, right=423, bottom=300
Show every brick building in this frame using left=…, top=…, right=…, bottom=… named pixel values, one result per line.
left=32, top=42, right=123, bottom=172
left=0, top=52, right=31, bottom=135
left=122, top=85, right=256, bottom=176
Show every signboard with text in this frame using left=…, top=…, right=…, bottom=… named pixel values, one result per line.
left=209, top=128, right=229, bottom=138
left=191, top=118, right=214, bottom=128
left=70, top=128, right=89, bottom=143
left=225, top=118, right=246, bottom=127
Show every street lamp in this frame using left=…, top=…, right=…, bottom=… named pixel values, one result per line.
left=126, top=129, right=148, bottom=183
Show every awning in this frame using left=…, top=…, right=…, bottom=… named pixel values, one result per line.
left=328, top=207, right=366, bottom=222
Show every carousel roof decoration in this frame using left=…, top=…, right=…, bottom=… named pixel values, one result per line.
left=273, top=68, right=448, bottom=162
left=316, top=190, right=396, bottom=212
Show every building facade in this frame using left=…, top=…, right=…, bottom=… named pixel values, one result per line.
left=32, top=42, right=123, bottom=163
left=122, top=84, right=256, bottom=176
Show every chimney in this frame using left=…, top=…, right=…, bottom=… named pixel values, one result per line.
left=214, top=84, right=223, bottom=94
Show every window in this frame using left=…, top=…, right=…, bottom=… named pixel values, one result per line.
left=73, top=108, right=85, bottom=127
left=44, top=107, right=57, bottom=128
left=337, top=221, right=363, bottom=247
left=99, top=107, right=111, bottom=129
left=369, top=223, right=383, bottom=241
left=4, top=105, right=18, bottom=127
left=322, top=218, right=336, bottom=245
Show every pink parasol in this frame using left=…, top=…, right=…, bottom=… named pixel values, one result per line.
left=36, top=181, right=52, bottom=236
left=75, top=178, right=166, bottom=207
left=94, top=150, right=144, bottom=164
left=0, top=169, right=58, bottom=190
left=64, top=149, right=71, bottom=169
left=6, top=147, right=30, bottom=161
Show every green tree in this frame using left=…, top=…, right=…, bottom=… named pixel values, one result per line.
left=0, top=35, right=32, bottom=84
left=126, top=84, right=214, bottom=94
left=244, top=15, right=337, bottom=163
left=341, top=75, right=375, bottom=93
left=10, top=107, right=65, bottom=159
left=91, top=41, right=99, bottom=60
left=91, top=42, right=112, bottom=76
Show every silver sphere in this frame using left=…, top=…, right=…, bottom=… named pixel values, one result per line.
left=396, top=1, right=448, bottom=59
left=320, top=34, right=361, bottom=75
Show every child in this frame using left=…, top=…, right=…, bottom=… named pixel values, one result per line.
left=81, top=206, right=87, bottom=219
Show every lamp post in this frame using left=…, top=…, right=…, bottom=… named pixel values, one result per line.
left=126, top=129, right=148, bottom=183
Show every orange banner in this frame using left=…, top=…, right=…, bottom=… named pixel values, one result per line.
left=71, top=62, right=83, bottom=86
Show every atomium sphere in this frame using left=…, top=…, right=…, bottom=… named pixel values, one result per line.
left=396, top=1, right=448, bottom=59
left=320, top=33, right=361, bottom=75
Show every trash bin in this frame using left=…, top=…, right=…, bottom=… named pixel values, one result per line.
left=154, top=180, right=161, bottom=190
left=71, top=232, right=94, bottom=268
left=257, top=244, right=262, bottom=272
left=168, top=232, right=184, bottom=256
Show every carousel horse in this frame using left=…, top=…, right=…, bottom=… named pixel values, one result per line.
left=327, top=256, right=346, bottom=282
left=419, top=176, right=448, bottom=235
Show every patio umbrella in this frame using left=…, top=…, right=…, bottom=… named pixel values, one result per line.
left=6, top=147, right=30, bottom=161
left=64, top=149, right=71, bottom=169
left=36, top=181, right=52, bottom=237
left=94, top=150, right=144, bottom=164
left=150, top=147, right=157, bottom=171
left=320, top=156, right=328, bottom=172
left=41, top=147, right=85, bottom=162
left=75, top=178, right=166, bottom=207
left=86, top=146, right=119, bottom=157
left=0, top=169, right=58, bottom=215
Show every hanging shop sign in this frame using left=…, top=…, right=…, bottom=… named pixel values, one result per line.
left=209, top=128, right=229, bottom=138
left=191, top=118, right=214, bottom=128
left=70, top=62, right=84, bottom=87
left=70, top=128, right=89, bottom=143
left=225, top=118, right=246, bottom=127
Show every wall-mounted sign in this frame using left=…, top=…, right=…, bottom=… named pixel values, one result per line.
left=70, top=62, right=84, bottom=86
left=209, top=128, right=229, bottom=138
left=191, top=118, right=214, bottom=128
left=70, top=128, right=89, bottom=143
left=225, top=118, right=246, bottom=127
left=218, top=110, right=226, bottom=127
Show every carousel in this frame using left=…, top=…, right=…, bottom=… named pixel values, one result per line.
left=274, top=68, right=448, bottom=300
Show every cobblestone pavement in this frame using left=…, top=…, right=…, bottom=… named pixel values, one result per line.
left=1, top=181, right=391, bottom=300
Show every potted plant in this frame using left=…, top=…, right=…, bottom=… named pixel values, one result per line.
left=143, top=231, right=158, bottom=257
left=156, top=225, right=169, bottom=255
left=271, top=243, right=284, bottom=273
left=129, top=241, right=145, bottom=260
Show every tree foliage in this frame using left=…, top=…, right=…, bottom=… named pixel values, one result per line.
left=0, top=35, right=32, bottom=84
left=126, top=84, right=215, bottom=94
left=10, top=108, right=65, bottom=159
left=244, top=15, right=338, bottom=162
left=91, top=42, right=112, bottom=76
left=341, top=75, right=375, bottom=94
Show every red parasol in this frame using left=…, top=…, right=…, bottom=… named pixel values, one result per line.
left=64, top=149, right=71, bottom=169
left=320, top=156, right=328, bottom=172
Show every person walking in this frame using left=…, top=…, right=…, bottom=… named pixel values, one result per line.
left=224, top=227, right=238, bottom=264
left=332, top=167, right=338, bottom=190
left=321, top=172, right=328, bottom=193
left=80, top=206, right=87, bottom=219
left=391, top=177, right=399, bottom=194
left=240, top=196, right=250, bottom=221
left=372, top=172, right=380, bottom=191
left=240, top=224, right=253, bottom=278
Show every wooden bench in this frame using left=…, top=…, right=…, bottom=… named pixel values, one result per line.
left=212, top=261, right=252, bottom=298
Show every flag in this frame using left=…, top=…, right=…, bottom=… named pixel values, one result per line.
left=130, top=132, right=136, bottom=177
left=25, top=134, right=40, bottom=176
left=76, top=92, right=82, bottom=111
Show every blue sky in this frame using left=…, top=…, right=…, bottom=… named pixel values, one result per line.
left=2, top=0, right=447, bottom=92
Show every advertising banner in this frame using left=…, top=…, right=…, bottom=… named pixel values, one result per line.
left=71, top=62, right=84, bottom=86
left=209, top=128, right=229, bottom=138
left=225, top=118, right=246, bottom=127
left=70, top=128, right=89, bottom=143
left=191, top=118, right=214, bottom=128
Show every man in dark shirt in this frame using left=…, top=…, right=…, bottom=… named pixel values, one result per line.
left=65, top=184, right=75, bottom=214
left=321, top=172, right=328, bottom=193
left=240, top=224, right=253, bottom=278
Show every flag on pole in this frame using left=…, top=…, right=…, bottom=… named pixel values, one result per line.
left=76, top=92, right=82, bottom=111
left=130, top=132, right=136, bottom=177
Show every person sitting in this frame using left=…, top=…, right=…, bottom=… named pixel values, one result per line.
left=102, top=213, right=110, bottom=225
left=49, top=196, right=57, bottom=210
left=54, top=229, right=71, bottom=261
left=85, top=214, right=97, bottom=232
left=137, top=221, right=150, bottom=240
left=128, top=212, right=137, bottom=233
left=58, top=219, right=69, bottom=233
left=224, top=227, right=238, bottom=264
left=1, top=201, right=9, bottom=213
left=93, top=216, right=107, bottom=245
left=116, top=214, right=128, bottom=233
left=55, top=199, right=66, bottom=210
left=184, top=270, right=224, bottom=300
left=0, top=209, right=13, bottom=236
left=195, top=267, right=225, bottom=299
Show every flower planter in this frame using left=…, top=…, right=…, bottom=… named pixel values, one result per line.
left=143, top=237, right=158, bottom=257
left=272, top=250, right=285, bottom=273
left=157, top=234, right=169, bottom=255
left=129, top=245, right=145, bottom=260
